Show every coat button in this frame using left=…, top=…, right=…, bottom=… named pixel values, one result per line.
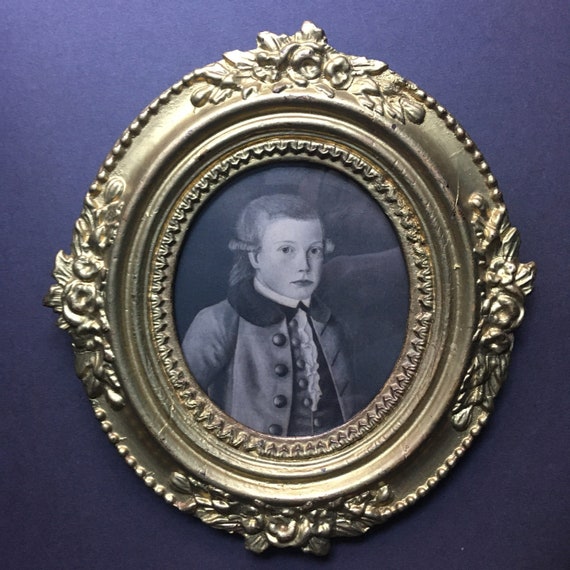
left=274, top=364, right=289, bottom=377
left=313, top=417, right=322, bottom=428
left=291, top=337, right=300, bottom=347
left=268, top=424, right=283, bottom=436
left=295, top=358, right=306, bottom=370
left=273, top=395, right=287, bottom=408
left=298, top=377, right=308, bottom=389
left=272, top=333, right=287, bottom=346
left=303, top=397, right=312, bottom=408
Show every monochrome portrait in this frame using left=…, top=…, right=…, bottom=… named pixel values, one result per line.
left=175, top=163, right=408, bottom=437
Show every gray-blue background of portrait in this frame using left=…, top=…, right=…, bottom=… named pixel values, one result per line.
left=174, top=163, right=408, bottom=406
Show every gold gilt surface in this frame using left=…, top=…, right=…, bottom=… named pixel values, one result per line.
left=45, top=22, right=535, bottom=555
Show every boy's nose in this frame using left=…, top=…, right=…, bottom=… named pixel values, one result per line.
left=296, top=252, right=310, bottom=271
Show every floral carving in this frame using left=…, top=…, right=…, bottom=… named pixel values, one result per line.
left=451, top=193, right=535, bottom=430
left=170, top=471, right=392, bottom=555
left=186, top=21, right=425, bottom=125
left=44, top=177, right=126, bottom=408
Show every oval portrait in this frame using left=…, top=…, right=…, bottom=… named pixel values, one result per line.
left=175, top=162, right=408, bottom=437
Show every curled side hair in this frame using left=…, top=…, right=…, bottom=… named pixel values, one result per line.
left=228, top=194, right=333, bottom=286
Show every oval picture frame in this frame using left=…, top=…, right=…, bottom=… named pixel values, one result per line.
left=45, top=22, right=535, bottom=555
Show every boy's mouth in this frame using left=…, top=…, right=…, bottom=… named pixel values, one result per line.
left=292, top=279, right=313, bottom=287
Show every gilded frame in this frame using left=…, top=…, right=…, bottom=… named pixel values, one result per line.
left=45, top=22, right=535, bottom=555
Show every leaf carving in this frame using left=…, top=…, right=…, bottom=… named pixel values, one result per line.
left=516, top=262, right=536, bottom=296
left=401, top=97, right=426, bottom=124
left=44, top=177, right=127, bottom=408
left=223, top=49, right=256, bottom=68
left=184, top=20, right=424, bottom=125
left=245, top=533, right=269, bottom=553
left=169, top=470, right=392, bottom=555
left=452, top=194, right=535, bottom=430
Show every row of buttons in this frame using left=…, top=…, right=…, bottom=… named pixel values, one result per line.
left=270, top=333, right=289, bottom=436
left=269, top=413, right=322, bottom=436
left=272, top=333, right=301, bottom=350
left=269, top=418, right=323, bottom=436
left=269, top=330, right=314, bottom=435
left=274, top=361, right=307, bottom=377
left=273, top=394, right=313, bottom=409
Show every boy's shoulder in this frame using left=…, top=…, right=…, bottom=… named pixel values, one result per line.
left=191, top=298, right=238, bottom=331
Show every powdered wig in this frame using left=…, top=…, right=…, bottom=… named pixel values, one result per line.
left=228, top=194, right=334, bottom=286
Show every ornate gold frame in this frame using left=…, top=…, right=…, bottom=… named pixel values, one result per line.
left=45, top=22, right=535, bottom=555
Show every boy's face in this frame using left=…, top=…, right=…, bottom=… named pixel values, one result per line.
left=249, top=217, right=324, bottom=301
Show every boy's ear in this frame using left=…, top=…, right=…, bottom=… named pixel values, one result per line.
left=248, top=250, right=260, bottom=268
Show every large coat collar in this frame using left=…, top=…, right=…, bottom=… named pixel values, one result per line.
left=228, top=280, right=331, bottom=327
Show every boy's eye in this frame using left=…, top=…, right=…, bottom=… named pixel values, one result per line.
left=279, top=246, right=294, bottom=254
left=309, top=246, right=324, bottom=257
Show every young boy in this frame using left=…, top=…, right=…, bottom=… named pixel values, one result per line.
left=182, top=194, right=358, bottom=437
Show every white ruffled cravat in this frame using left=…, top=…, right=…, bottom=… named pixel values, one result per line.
left=290, top=305, right=322, bottom=412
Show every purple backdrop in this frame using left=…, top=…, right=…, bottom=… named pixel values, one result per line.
left=2, top=1, right=569, bottom=568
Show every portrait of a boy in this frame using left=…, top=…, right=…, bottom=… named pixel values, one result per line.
left=182, top=194, right=360, bottom=437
